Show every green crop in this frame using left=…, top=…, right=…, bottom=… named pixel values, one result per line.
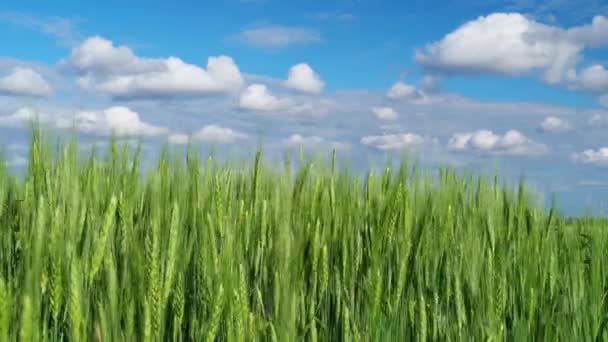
left=0, top=126, right=607, bottom=341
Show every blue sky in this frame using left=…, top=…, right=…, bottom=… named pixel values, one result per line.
left=1, top=0, right=608, bottom=215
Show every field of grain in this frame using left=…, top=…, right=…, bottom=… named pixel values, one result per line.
left=1, top=128, right=607, bottom=341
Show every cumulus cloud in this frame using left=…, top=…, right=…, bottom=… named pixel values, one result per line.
left=361, top=133, right=436, bottom=150
left=0, top=107, right=50, bottom=127
left=234, top=24, right=321, bottom=48
left=371, top=107, right=398, bottom=120
left=415, top=12, right=592, bottom=84
left=60, top=106, right=168, bottom=136
left=568, top=64, right=608, bottom=92
left=95, top=56, right=243, bottom=98
left=239, top=84, right=292, bottom=112
left=448, top=129, right=548, bottom=156
left=284, top=134, right=349, bottom=150
left=285, top=98, right=340, bottom=116
left=193, top=125, right=246, bottom=144
left=284, top=63, right=325, bottom=94
left=572, top=147, right=608, bottom=167
left=0, top=67, right=52, bottom=97
left=386, top=81, right=422, bottom=100
left=63, top=36, right=244, bottom=98
left=565, top=15, right=608, bottom=48
left=0, top=106, right=167, bottom=137
left=539, top=116, right=572, bottom=132
left=65, top=36, right=165, bottom=75
left=167, top=133, right=190, bottom=145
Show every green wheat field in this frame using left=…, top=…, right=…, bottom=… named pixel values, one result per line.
left=1, top=127, right=607, bottom=341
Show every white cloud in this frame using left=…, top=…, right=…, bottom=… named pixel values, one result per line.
left=361, top=133, right=435, bottom=150
left=286, top=134, right=323, bottom=146
left=65, top=106, right=167, bottom=136
left=372, top=107, right=398, bottom=120
left=96, top=56, right=243, bottom=98
left=307, top=11, right=356, bottom=22
left=565, top=15, right=608, bottom=48
left=415, top=12, right=583, bottom=84
left=285, top=98, right=339, bottom=116
left=0, top=10, right=81, bottom=46
left=234, top=25, right=321, bottom=48
left=448, top=129, right=548, bottom=155
left=572, top=147, right=608, bottom=167
left=0, top=67, right=52, bottom=97
left=569, top=64, right=608, bottom=92
left=284, top=63, right=325, bottom=94
left=0, top=105, right=167, bottom=137
left=239, top=84, right=292, bottom=112
left=64, top=36, right=244, bottom=98
left=539, top=116, right=572, bottom=132
left=284, top=134, right=349, bottom=150
left=386, top=81, right=421, bottom=100
left=167, top=133, right=190, bottom=145
left=193, top=125, right=246, bottom=144
left=0, top=107, right=50, bottom=127
left=65, top=36, right=165, bottom=75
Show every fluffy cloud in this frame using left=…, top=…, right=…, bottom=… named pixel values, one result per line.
left=448, top=129, right=548, bottom=155
left=284, top=63, right=325, bottom=94
left=565, top=15, right=608, bottom=48
left=65, top=36, right=165, bottom=75
left=415, top=13, right=588, bottom=84
left=193, top=125, right=246, bottom=144
left=284, top=98, right=340, bottom=116
left=239, top=84, right=292, bottom=112
left=0, top=107, right=50, bottom=127
left=60, top=106, right=168, bottom=136
left=539, top=116, right=572, bottom=132
left=361, top=133, right=436, bottom=150
left=284, top=134, right=349, bottom=150
left=64, top=36, right=243, bottom=98
left=167, top=133, right=190, bottom=145
left=572, top=147, right=608, bottom=167
left=0, top=67, right=52, bottom=97
left=372, top=107, right=398, bottom=120
left=167, top=126, right=246, bottom=145
left=386, top=81, right=423, bottom=100
left=234, top=25, right=321, bottom=48
left=0, top=106, right=167, bottom=137
left=569, top=64, right=608, bottom=92
left=95, top=56, right=243, bottom=98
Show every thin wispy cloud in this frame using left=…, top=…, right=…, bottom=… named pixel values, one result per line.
left=501, top=0, right=608, bottom=21
left=231, top=24, right=321, bottom=48
left=0, top=10, right=82, bottom=46
left=305, top=11, right=357, bottom=22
